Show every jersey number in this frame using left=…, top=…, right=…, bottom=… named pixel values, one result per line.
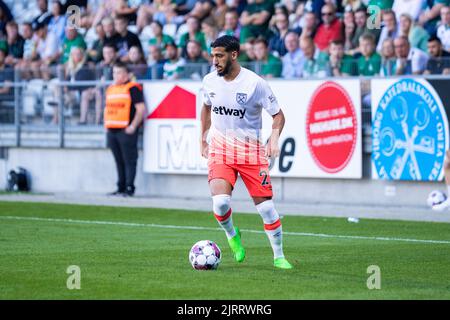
left=259, top=170, right=269, bottom=186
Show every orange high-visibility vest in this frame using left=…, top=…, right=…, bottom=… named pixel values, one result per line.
left=104, top=82, right=142, bottom=129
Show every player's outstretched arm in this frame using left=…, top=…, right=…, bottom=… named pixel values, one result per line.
left=200, top=103, right=211, bottom=159
left=265, top=109, right=285, bottom=159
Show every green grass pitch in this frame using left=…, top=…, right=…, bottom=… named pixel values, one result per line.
left=1, top=201, right=450, bottom=299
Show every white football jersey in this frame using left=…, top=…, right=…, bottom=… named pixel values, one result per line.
left=201, top=67, right=280, bottom=165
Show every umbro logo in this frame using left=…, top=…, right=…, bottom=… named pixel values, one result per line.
left=209, top=92, right=216, bottom=98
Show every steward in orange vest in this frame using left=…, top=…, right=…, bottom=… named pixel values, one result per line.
left=105, top=62, right=146, bottom=197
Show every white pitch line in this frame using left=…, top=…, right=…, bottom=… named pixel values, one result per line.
left=1, top=215, right=450, bottom=245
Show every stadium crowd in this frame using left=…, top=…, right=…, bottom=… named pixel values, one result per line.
left=0, top=0, right=449, bottom=123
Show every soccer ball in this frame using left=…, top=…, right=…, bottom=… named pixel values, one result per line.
left=427, top=190, right=447, bottom=208
left=189, top=240, right=221, bottom=270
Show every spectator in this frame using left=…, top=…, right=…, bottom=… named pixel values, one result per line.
left=424, top=36, right=450, bottom=74
left=147, top=45, right=166, bottom=79
left=418, top=0, right=449, bottom=35
left=113, top=15, right=143, bottom=62
left=380, top=38, right=396, bottom=75
left=393, top=35, right=429, bottom=75
left=376, top=9, right=399, bottom=53
left=202, top=17, right=219, bottom=56
left=60, top=25, right=87, bottom=64
left=357, top=33, right=382, bottom=76
left=87, top=23, right=106, bottom=64
left=102, top=17, right=119, bottom=47
left=48, top=0, right=67, bottom=44
left=114, top=0, right=139, bottom=24
left=5, top=21, right=25, bottom=67
left=32, top=22, right=60, bottom=79
left=392, top=0, right=427, bottom=22
left=211, top=0, right=229, bottom=30
left=239, top=0, right=274, bottom=43
left=163, top=42, right=185, bottom=80
left=92, top=0, right=117, bottom=27
left=127, top=46, right=148, bottom=80
left=16, top=23, right=37, bottom=79
left=326, top=39, right=356, bottom=76
left=342, top=9, right=356, bottom=52
left=178, top=16, right=208, bottom=59
left=399, top=13, right=429, bottom=53
left=313, top=3, right=342, bottom=52
left=300, top=36, right=328, bottom=78
left=238, top=37, right=256, bottom=63
left=63, top=47, right=98, bottom=125
left=184, top=40, right=208, bottom=80
left=300, top=10, right=317, bottom=40
left=190, top=0, right=216, bottom=21
left=253, top=37, right=282, bottom=78
left=148, top=21, right=175, bottom=53
left=32, top=0, right=52, bottom=31
left=437, top=5, right=450, bottom=51
left=0, top=47, right=14, bottom=123
left=281, top=31, right=304, bottom=79
left=351, top=7, right=381, bottom=52
left=136, top=1, right=157, bottom=34
left=368, top=0, right=394, bottom=11
left=218, top=8, right=241, bottom=39
left=97, top=43, right=118, bottom=80
left=268, top=10, right=291, bottom=57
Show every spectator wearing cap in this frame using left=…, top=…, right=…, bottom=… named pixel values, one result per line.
left=325, top=40, right=356, bottom=76
left=393, top=35, right=429, bottom=75
left=376, top=9, right=399, bottom=53
left=239, top=0, right=274, bottom=43
left=313, top=4, right=342, bottom=52
left=163, top=42, right=185, bottom=80
left=113, top=15, right=143, bottom=63
left=357, top=33, right=381, bottom=76
left=281, top=31, right=305, bottom=79
left=424, top=36, right=450, bottom=74
left=60, top=26, right=87, bottom=64
left=48, top=0, right=67, bottom=44
left=148, top=21, right=174, bottom=54
left=5, top=21, right=24, bottom=67
left=254, top=37, right=282, bottom=78
left=437, top=5, right=450, bottom=51
left=399, top=13, right=429, bottom=53
left=218, top=8, right=241, bottom=39
left=178, top=16, right=208, bottom=59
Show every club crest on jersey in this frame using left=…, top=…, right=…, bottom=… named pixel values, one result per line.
left=236, top=93, right=247, bottom=105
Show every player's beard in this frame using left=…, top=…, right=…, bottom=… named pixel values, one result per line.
left=216, top=57, right=232, bottom=77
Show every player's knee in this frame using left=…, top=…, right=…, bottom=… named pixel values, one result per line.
left=256, top=200, right=279, bottom=224
left=212, top=194, right=231, bottom=216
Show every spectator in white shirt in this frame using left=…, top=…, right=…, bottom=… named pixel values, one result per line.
left=394, top=35, right=429, bottom=75
left=437, top=5, right=450, bottom=51
left=392, top=0, right=428, bottom=22
left=377, top=10, right=399, bottom=53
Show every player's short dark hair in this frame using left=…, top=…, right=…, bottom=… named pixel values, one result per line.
left=428, top=35, right=442, bottom=44
left=113, top=61, right=129, bottom=72
left=211, top=35, right=240, bottom=53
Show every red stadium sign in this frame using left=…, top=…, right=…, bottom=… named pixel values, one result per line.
left=305, top=81, right=358, bottom=173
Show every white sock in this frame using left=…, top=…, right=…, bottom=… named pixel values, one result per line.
left=256, top=200, right=285, bottom=259
left=212, top=194, right=236, bottom=239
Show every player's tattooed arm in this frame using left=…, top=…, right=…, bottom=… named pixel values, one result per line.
left=265, top=109, right=285, bottom=159
left=200, top=103, right=211, bottom=159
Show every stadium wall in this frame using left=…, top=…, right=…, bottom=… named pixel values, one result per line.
left=0, top=146, right=439, bottom=208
